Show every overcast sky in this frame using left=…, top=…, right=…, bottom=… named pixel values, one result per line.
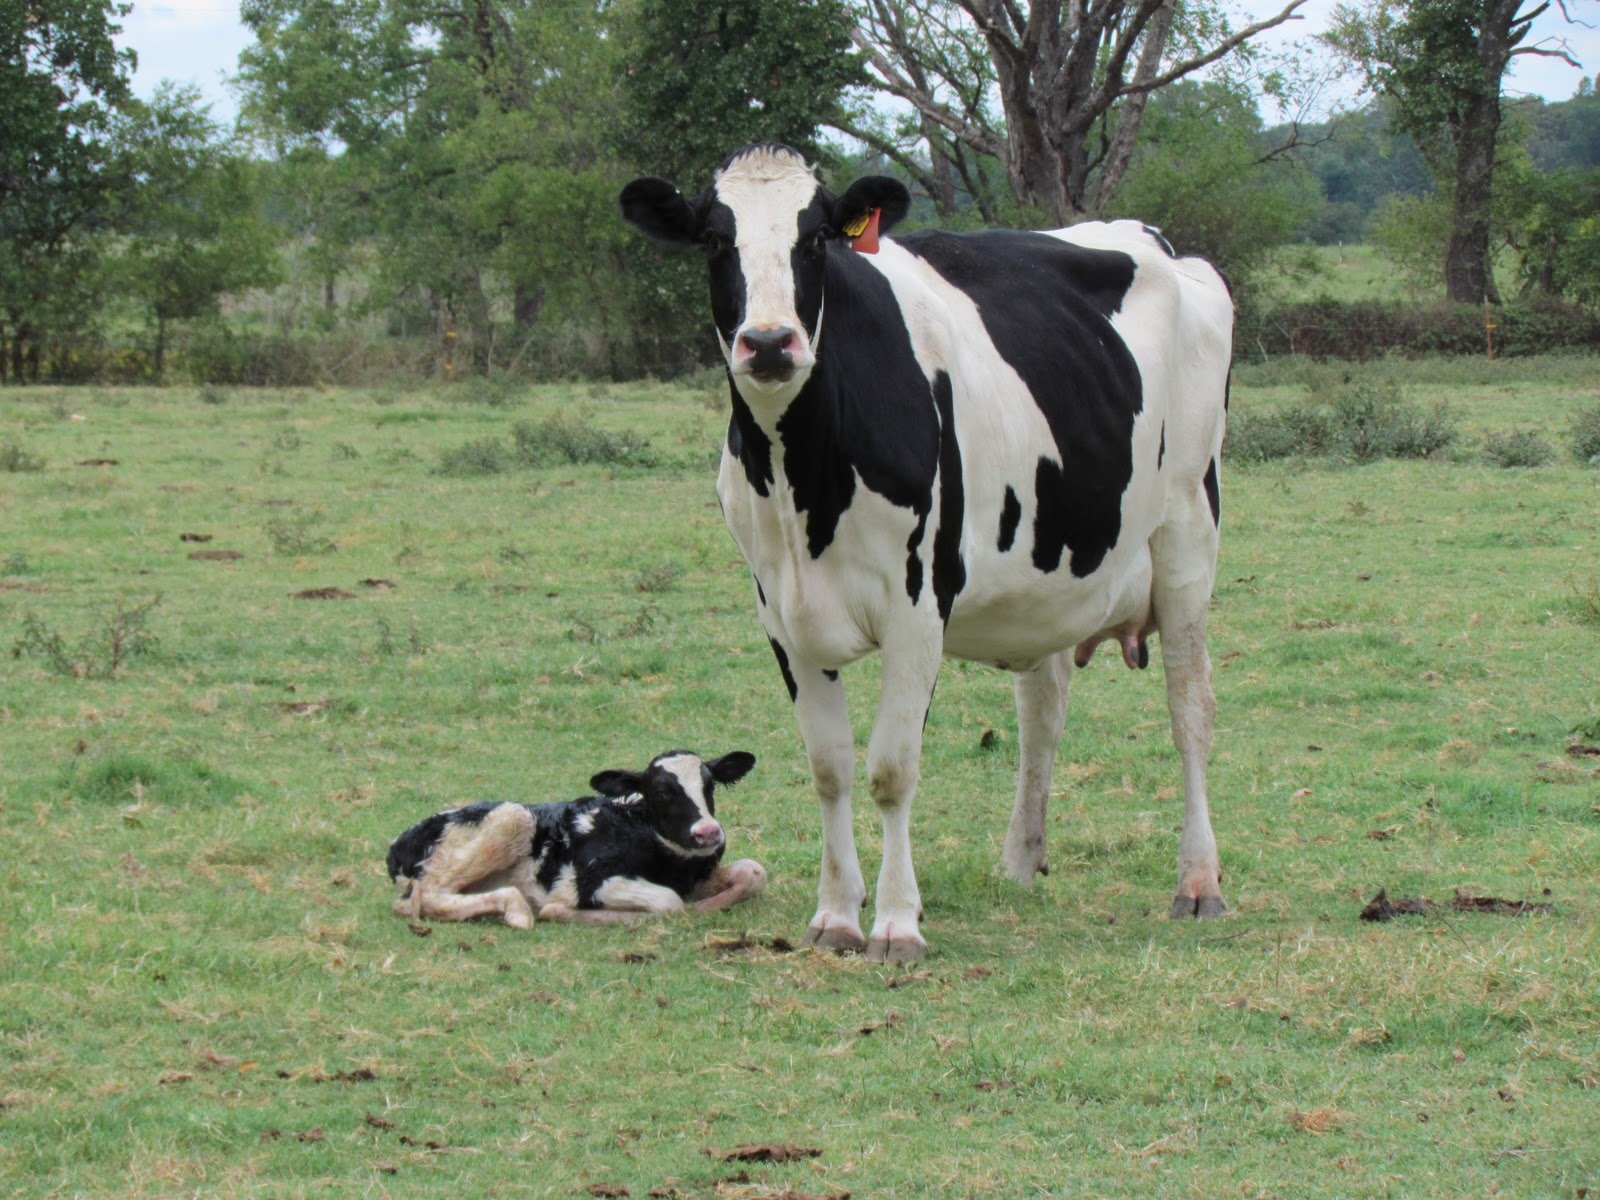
left=118, top=0, right=1597, bottom=130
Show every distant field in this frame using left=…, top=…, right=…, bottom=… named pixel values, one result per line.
left=1270, top=243, right=1528, bottom=306
left=2, top=360, right=1598, bottom=1198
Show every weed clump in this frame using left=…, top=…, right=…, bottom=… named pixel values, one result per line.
left=12, top=595, right=162, bottom=678
left=1, top=440, right=46, bottom=472
left=66, top=752, right=249, bottom=805
left=1482, top=430, right=1555, bottom=468
left=1226, top=381, right=1457, bottom=464
left=1569, top=402, right=1600, bottom=466
left=434, top=437, right=509, bottom=477
left=265, top=512, right=337, bottom=555
left=513, top=418, right=657, bottom=468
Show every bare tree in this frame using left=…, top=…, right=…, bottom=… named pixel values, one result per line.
left=848, top=0, right=1310, bottom=222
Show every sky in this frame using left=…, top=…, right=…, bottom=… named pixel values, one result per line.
left=117, top=0, right=1598, bottom=130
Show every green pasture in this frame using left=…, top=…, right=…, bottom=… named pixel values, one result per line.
left=2, top=359, right=1598, bottom=1199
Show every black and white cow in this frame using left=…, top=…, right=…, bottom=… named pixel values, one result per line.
left=621, top=145, right=1233, bottom=963
left=386, top=750, right=765, bottom=927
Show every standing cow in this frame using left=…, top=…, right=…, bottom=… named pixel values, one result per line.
left=621, top=144, right=1233, bottom=963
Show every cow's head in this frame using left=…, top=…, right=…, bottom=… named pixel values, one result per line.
left=620, top=145, right=909, bottom=403
left=590, top=749, right=756, bottom=856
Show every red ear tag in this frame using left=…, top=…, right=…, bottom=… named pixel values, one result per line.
left=850, top=208, right=882, bottom=254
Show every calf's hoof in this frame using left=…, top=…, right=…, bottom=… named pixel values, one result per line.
left=1170, top=894, right=1228, bottom=919
left=503, top=896, right=535, bottom=930
left=804, top=919, right=866, bottom=955
left=866, top=926, right=929, bottom=964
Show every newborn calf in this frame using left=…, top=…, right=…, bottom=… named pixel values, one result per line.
left=386, top=750, right=765, bottom=928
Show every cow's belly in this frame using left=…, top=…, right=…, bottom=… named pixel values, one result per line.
left=943, top=539, right=1153, bottom=667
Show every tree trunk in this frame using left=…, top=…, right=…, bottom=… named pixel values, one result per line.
left=513, top=280, right=545, bottom=331
left=1444, top=94, right=1500, bottom=304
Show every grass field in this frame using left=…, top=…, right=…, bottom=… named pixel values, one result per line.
left=3, top=358, right=1598, bottom=1199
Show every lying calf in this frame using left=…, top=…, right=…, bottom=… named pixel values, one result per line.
left=386, top=749, right=765, bottom=928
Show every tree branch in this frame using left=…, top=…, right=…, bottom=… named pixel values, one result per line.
left=850, top=26, right=1008, bottom=157
left=1114, top=0, right=1310, bottom=100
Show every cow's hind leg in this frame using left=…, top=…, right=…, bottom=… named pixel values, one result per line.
left=1002, top=653, right=1071, bottom=882
left=1151, top=483, right=1226, bottom=918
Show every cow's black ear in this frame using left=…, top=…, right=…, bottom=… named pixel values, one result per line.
left=707, top=751, right=756, bottom=785
left=620, top=177, right=701, bottom=246
left=831, top=176, right=911, bottom=237
left=590, top=768, right=645, bottom=796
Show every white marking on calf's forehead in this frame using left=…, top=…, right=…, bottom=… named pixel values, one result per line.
left=653, top=753, right=711, bottom=820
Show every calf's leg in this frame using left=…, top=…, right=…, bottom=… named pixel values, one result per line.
left=1150, top=490, right=1226, bottom=918
left=1002, top=653, right=1071, bottom=882
left=691, top=859, right=768, bottom=912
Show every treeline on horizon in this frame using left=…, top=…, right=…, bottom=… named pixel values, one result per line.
left=4, top=0, right=1599, bottom=387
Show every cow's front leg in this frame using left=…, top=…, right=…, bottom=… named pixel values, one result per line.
left=774, top=636, right=867, bottom=952
left=1002, top=653, right=1071, bottom=882
left=864, top=628, right=942, bottom=963
left=690, top=859, right=768, bottom=912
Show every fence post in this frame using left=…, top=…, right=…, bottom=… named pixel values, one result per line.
left=1484, top=301, right=1496, bottom=361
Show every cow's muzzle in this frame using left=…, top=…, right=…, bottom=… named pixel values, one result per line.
left=689, top=818, right=725, bottom=850
left=735, top=324, right=799, bottom=383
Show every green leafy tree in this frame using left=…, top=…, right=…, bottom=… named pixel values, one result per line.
left=1498, top=162, right=1600, bottom=306
left=1330, top=0, right=1587, bottom=303
left=108, top=86, right=280, bottom=377
left=1105, top=80, right=1320, bottom=293
left=0, top=0, right=134, bottom=381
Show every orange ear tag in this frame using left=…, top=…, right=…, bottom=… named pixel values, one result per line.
left=847, top=208, right=882, bottom=254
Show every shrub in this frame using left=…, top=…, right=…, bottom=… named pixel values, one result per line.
left=1570, top=402, right=1600, bottom=466
left=1482, top=430, right=1555, bottom=468
left=265, top=512, right=337, bottom=555
left=0, top=440, right=46, bottom=472
left=434, top=437, right=509, bottom=477
left=512, top=418, right=657, bottom=468
left=12, top=596, right=162, bottom=679
left=1225, top=380, right=1457, bottom=464
left=1242, top=299, right=1600, bottom=361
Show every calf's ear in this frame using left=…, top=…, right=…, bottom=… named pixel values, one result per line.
left=707, top=751, right=756, bottom=785
left=620, top=177, right=701, bottom=246
left=831, top=176, right=911, bottom=238
left=590, top=768, right=645, bottom=796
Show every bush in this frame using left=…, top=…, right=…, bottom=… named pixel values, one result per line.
left=1225, top=380, right=1457, bottom=464
left=12, top=596, right=162, bottom=679
left=1570, top=402, right=1600, bottom=466
left=1482, top=430, right=1555, bottom=468
left=512, top=418, right=657, bottom=468
left=435, top=438, right=509, bottom=477
left=1242, top=299, right=1600, bottom=361
left=0, top=440, right=46, bottom=472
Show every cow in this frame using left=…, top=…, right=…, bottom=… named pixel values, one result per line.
left=620, top=144, right=1233, bottom=963
left=386, top=750, right=766, bottom=927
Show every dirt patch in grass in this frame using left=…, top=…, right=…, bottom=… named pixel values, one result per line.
left=179, top=533, right=212, bottom=543
left=707, top=1144, right=823, bottom=1163
left=1360, top=888, right=1555, bottom=920
left=189, top=550, right=243, bottom=561
left=291, top=587, right=358, bottom=600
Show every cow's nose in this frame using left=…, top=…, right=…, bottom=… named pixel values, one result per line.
left=690, top=819, right=724, bottom=849
left=737, top=326, right=796, bottom=377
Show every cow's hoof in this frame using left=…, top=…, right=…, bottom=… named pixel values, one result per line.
left=503, top=903, right=534, bottom=930
left=1170, top=894, right=1228, bottom=919
left=805, top=923, right=867, bottom=954
left=866, top=932, right=929, bottom=964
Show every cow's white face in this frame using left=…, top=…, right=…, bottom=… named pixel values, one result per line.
left=620, top=144, right=911, bottom=410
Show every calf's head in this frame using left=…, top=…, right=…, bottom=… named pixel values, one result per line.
left=620, top=145, right=909, bottom=403
left=590, top=750, right=756, bottom=856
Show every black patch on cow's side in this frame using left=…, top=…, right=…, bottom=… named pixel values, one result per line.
left=1158, top=422, right=1166, bottom=469
left=822, top=668, right=839, bottom=682
left=771, top=250, right=942, bottom=562
left=897, top=229, right=1142, bottom=579
left=905, top=511, right=926, bottom=605
left=930, top=370, right=967, bottom=623
left=769, top=636, right=799, bottom=702
left=998, top=485, right=1021, bottom=552
left=1203, top=458, right=1220, bottom=526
